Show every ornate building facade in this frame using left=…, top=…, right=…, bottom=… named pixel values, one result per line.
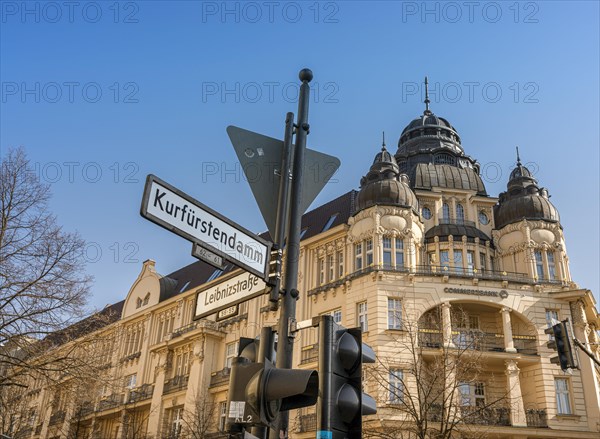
left=4, top=99, right=600, bottom=439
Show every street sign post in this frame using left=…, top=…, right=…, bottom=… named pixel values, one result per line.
left=140, top=174, right=271, bottom=280
left=194, top=270, right=266, bottom=320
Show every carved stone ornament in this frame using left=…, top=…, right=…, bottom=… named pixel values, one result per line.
left=569, top=299, right=587, bottom=326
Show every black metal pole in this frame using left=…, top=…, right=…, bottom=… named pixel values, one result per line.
left=270, top=68, right=312, bottom=439
left=268, top=112, right=295, bottom=310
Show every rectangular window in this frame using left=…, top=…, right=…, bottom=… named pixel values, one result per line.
left=389, top=369, right=403, bottom=403
left=466, top=251, right=474, bottom=275
left=440, top=251, right=450, bottom=269
left=219, top=402, right=227, bottom=431
left=357, top=302, right=368, bottom=332
left=382, top=237, right=392, bottom=267
left=125, top=374, right=137, bottom=389
left=479, top=253, right=487, bottom=272
left=225, top=341, right=238, bottom=369
left=548, top=252, right=556, bottom=280
left=428, top=252, right=436, bottom=266
left=388, top=298, right=402, bottom=330
left=453, top=251, right=463, bottom=273
left=366, top=239, right=374, bottom=266
left=395, top=239, right=404, bottom=268
left=337, top=250, right=344, bottom=278
left=327, top=254, right=334, bottom=282
left=332, top=309, right=342, bottom=324
left=458, top=382, right=485, bottom=407
left=535, top=251, right=544, bottom=279
left=168, top=407, right=184, bottom=439
left=318, top=258, right=325, bottom=285
left=355, top=243, right=363, bottom=271
left=555, top=378, right=572, bottom=414
left=174, top=351, right=190, bottom=377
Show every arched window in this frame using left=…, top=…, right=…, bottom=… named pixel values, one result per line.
left=442, top=203, right=450, bottom=222
left=456, top=204, right=465, bottom=224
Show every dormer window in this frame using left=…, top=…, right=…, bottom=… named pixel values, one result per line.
left=136, top=298, right=142, bottom=309
left=142, top=293, right=150, bottom=306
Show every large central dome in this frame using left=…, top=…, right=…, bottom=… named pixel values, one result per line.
left=394, top=77, right=486, bottom=196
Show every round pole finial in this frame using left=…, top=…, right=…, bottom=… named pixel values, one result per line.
left=299, top=68, right=313, bottom=83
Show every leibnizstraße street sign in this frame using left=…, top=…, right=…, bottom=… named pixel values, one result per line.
left=194, top=270, right=266, bottom=320
left=140, top=174, right=271, bottom=280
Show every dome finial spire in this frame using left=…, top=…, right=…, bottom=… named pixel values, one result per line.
left=516, top=146, right=521, bottom=165
left=424, top=76, right=431, bottom=115
left=382, top=131, right=386, bottom=151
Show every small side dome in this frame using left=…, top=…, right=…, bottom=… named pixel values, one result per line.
left=355, top=140, right=418, bottom=214
left=494, top=151, right=560, bottom=229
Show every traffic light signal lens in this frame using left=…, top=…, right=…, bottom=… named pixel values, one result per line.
left=337, top=332, right=361, bottom=373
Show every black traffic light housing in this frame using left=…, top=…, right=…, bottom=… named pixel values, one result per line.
left=227, top=327, right=318, bottom=432
left=318, top=315, right=377, bottom=439
left=545, top=319, right=577, bottom=371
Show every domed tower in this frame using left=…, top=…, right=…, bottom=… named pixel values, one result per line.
left=492, top=150, right=570, bottom=283
left=348, top=137, right=423, bottom=271
left=394, top=78, right=496, bottom=275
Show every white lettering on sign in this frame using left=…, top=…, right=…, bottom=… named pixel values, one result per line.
left=141, top=175, right=269, bottom=278
left=195, top=271, right=266, bottom=319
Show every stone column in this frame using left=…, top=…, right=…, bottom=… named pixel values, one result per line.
left=441, top=302, right=454, bottom=348
left=570, top=300, right=600, bottom=431
left=500, top=307, right=517, bottom=353
left=146, top=349, right=169, bottom=438
left=505, top=360, right=527, bottom=427
left=183, top=338, right=206, bottom=427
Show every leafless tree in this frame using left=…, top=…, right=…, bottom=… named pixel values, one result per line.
left=1, top=146, right=95, bottom=388
left=365, top=307, right=512, bottom=439
left=179, top=389, right=220, bottom=439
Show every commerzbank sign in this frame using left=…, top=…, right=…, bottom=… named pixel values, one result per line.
left=194, top=271, right=266, bottom=320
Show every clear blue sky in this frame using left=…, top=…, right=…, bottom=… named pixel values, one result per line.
left=1, top=1, right=598, bottom=310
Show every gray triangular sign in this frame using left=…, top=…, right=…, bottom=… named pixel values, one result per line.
left=227, top=125, right=341, bottom=238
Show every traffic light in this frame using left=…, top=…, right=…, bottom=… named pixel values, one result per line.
left=545, top=319, right=576, bottom=371
left=227, top=327, right=319, bottom=432
left=318, top=315, right=377, bottom=439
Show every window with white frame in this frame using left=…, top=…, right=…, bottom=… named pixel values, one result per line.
left=456, top=204, right=465, bottom=224
left=466, top=251, right=474, bottom=275
left=458, top=382, right=485, bottom=407
left=124, top=373, right=137, bottom=389
left=442, top=203, right=450, bottom=222
left=174, top=350, right=191, bottom=377
left=548, top=251, right=556, bottom=280
left=395, top=239, right=404, bottom=268
left=479, top=252, right=487, bottom=272
left=219, top=401, right=228, bottom=431
left=366, top=239, right=373, bottom=266
left=389, top=369, right=403, bottom=403
left=337, top=250, right=344, bottom=278
left=382, top=237, right=392, bottom=267
left=555, top=378, right=572, bottom=414
left=225, top=341, right=238, bottom=369
left=318, top=258, right=325, bottom=285
left=357, top=302, right=368, bottom=332
left=388, top=298, right=402, bottom=330
left=327, top=254, right=334, bottom=282
left=453, top=251, right=463, bottom=273
left=323, top=308, right=342, bottom=325
left=355, top=243, right=363, bottom=270
left=167, top=406, right=184, bottom=439
left=535, top=250, right=544, bottom=279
